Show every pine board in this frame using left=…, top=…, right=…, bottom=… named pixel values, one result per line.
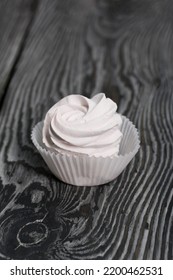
left=0, top=0, right=36, bottom=104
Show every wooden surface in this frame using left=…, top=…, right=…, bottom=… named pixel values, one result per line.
left=0, top=0, right=172, bottom=260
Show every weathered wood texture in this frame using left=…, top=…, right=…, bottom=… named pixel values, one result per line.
left=0, top=0, right=173, bottom=259
left=0, top=0, right=36, bottom=104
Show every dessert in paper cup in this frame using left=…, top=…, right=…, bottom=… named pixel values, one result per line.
left=31, top=93, right=140, bottom=186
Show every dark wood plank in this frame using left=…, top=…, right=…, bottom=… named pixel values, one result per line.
left=0, top=0, right=172, bottom=259
left=0, top=0, right=37, bottom=105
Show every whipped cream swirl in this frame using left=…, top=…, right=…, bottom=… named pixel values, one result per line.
left=42, top=93, right=122, bottom=157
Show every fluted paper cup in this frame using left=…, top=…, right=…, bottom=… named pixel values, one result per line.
left=31, top=116, right=140, bottom=186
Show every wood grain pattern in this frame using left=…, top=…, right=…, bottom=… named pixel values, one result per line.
left=0, top=0, right=37, bottom=105
left=0, top=0, right=172, bottom=259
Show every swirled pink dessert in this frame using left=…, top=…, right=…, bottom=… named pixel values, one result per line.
left=42, top=93, right=122, bottom=157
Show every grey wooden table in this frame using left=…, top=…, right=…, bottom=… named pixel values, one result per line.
left=0, top=0, right=172, bottom=260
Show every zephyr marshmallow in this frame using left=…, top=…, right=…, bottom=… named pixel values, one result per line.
left=42, top=93, right=123, bottom=157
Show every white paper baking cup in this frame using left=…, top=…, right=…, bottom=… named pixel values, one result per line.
left=31, top=116, right=140, bottom=186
